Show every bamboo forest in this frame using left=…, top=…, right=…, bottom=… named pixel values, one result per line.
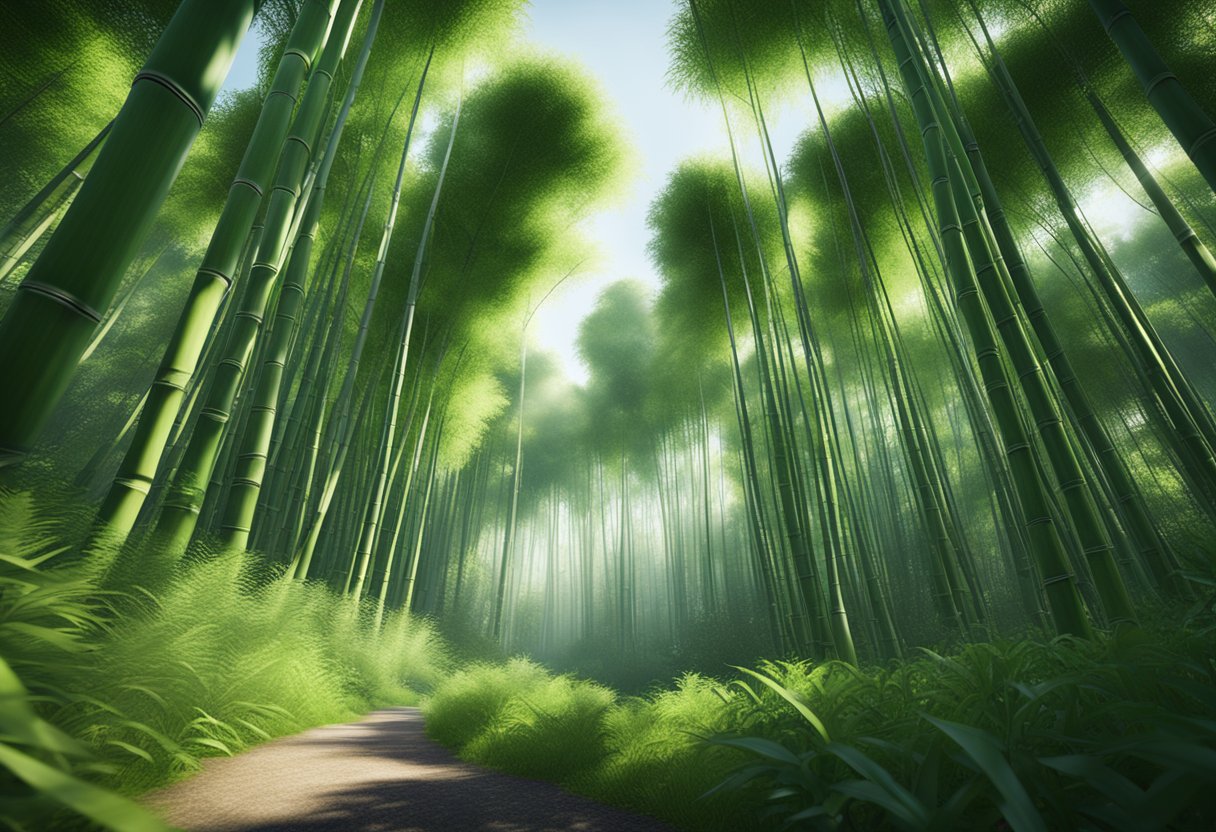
left=3, top=0, right=1216, bottom=829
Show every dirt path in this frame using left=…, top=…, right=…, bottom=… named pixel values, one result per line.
left=144, top=707, right=674, bottom=831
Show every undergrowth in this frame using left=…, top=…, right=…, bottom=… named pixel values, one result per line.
left=424, top=630, right=1216, bottom=831
left=6, top=482, right=1216, bottom=831
left=0, top=490, right=451, bottom=831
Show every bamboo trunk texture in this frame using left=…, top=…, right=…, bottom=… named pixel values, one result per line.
left=151, top=0, right=365, bottom=555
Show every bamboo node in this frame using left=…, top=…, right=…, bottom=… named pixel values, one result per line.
left=285, top=135, right=313, bottom=158
left=231, top=177, right=264, bottom=198
left=113, top=477, right=151, bottom=495
left=1143, top=71, right=1178, bottom=97
left=197, top=267, right=234, bottom=288
left=1101, top=9, right=1133, bottom=34
left=18, top=281, right=102, bottom=322
left=282, top=47, right=312, bottom=73
left=266, top=89, right=299, bottom=106
left=132, top=70, right=204, bottom=125
left=154, top=375, right=188, bottom=392
left=1189, top=127, right=1216, bottom=156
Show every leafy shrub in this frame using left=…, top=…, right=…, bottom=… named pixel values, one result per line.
left=423, top=658, right=552, bottom=748
left=590, top=673, right=764, bottom=830
left=711, top=638, right=1216, bottom=830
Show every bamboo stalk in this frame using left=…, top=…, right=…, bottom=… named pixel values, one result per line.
left=0, top=0, right=259, bottom=469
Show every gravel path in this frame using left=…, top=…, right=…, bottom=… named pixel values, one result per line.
left=144, top=707, right=674, bottom=831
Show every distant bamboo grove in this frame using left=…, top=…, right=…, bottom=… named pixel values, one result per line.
left=0, top=0, right=1214, bottom=666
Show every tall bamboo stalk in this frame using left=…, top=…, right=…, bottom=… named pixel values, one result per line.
left=151, top=0, right=366, bottom=554
left=880, top=0, right=1091, bottom=638
left=220, top=2, right=404, bottom=549
left=350, top=83, right=462, bottom=601
left=95, top=0, right=340, bottom=541
left=1087, top=0, right=1216, bottom=194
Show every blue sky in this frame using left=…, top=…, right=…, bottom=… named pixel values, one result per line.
left=223, top=16, right=265, bottom=93
left=521, top=0, right=739, bottom=384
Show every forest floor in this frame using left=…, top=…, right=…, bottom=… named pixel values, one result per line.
left=142, top=707, right=674, bottom=832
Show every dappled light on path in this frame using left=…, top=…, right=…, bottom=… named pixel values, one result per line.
left=145, top=708, right=672, bottom=832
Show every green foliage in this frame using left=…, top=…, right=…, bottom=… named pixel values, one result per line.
left=423, top=633, right=1216, bottom=831
left=577, top=280, right=659, bottom=454
left=463, top=668, right=616, bottom=781
left=588, top=673, right=763, bottom=830
left=0, top=0, right=178, bottom=218
left=0, top=490, right=449, bottom=830
left=402, top=52, right=626, bottom=336
left=5, top=1, right=1216, bottom=829
left=711, top=638, right=1216, bottom=830
left=423, top=657, right=551, bottom=748
left=649, top=158, right=771, bottom=354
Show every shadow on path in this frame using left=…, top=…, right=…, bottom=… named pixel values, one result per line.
left=144, top=707, right=673, bottom=832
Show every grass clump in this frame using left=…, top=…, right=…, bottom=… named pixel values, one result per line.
left=589, top=673, right=765, bottom=830
left=424, top=664, right=769, bottom=830
left=0, top=490, right=450, bottom=830
left=423, top=658, right=553, bottom=748
left=424, top=658, right=616, bottom=782
left=464, top=670, right=616, bottom=781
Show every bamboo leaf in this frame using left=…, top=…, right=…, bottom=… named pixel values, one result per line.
left=710, top=735, right=803, bottom=766
left=827, top=743, right=929, bottom=827
left=0, top=742, right=169, bottom=831
left=923, top=714, right=1045, bottom=832
left=104, top=739, right=154, bottom=764
left=188, top=737, right=234, bottom=755
left=731, top=666, right=830, bottom=742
